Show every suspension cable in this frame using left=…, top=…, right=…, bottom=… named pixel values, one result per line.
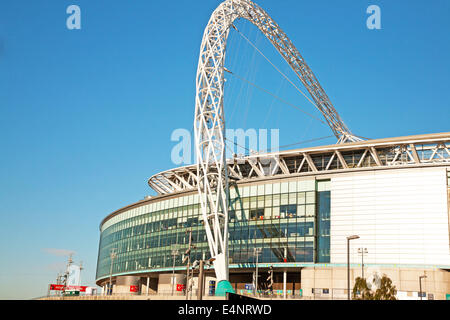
left=232, top=24, right=319, bottom=111
left=262, top=135, right=334, bottom=153
left=225, top=135, right=335, bottom=155
left=224, top=67, right=327, bottom=126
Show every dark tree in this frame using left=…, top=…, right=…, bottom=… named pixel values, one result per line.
left=374, top=275, right=397, bottom=300
left=352, top=277, right=373, bottom=300
left=352, top=274, right=397, bottom=300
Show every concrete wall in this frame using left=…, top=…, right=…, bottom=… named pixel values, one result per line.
left=114, top=276, right=140, bottom=295
left=157, top=273, right=186, bottom=296
left=301, top=266, right=450, bottom=300
left=330, top=167, right=450, bottom=266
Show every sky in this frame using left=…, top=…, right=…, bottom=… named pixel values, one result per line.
left=0, top=0, right=448, bottom=299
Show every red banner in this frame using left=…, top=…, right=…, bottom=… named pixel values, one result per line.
left=49, top=284, right=87, bottom=292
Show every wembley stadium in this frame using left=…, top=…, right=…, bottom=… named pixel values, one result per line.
left=95, top=0, right=450, bottom=300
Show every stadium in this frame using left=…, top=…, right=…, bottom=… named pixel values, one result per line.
left=95, top=0, right=450, bottom=300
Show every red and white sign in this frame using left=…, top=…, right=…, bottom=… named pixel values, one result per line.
left=176, top=284, right=185, bottom=292
left=49, top=284, right=65, bottom=291
left=130, top=285, right=139, bottom=292
left=49, top=284, right=87, bottom=292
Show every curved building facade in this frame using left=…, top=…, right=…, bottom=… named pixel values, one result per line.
left=96, top=133, right=450, bottom=299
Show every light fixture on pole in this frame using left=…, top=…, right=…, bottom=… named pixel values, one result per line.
left=192, top=257, right=215, bottom=300
left=171, top=247, right=179, bottom=296
left=109, top=248, right=117, bottom=296
left=183, top=229, right=196, bottom=300
left=253, top=247, right=262, bottom=297
left=357, top=248, right=368, bottom=279
left=347, top=235, right=360, bottom=300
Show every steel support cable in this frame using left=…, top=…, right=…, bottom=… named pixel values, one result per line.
left=262, top=66, right=287, bottom=128
left=225, top=28, right=244, bottom=124
left=262, top=135, right=334, bottom=153
left=232, top=24, right=321, bottom=113
left=227, top=23, right=258, bottom=126
left=241, top=29, right=262, bottom=129
left=224, top=67, right=327, bottom=126
left=225, top=135, right=334, bottom=155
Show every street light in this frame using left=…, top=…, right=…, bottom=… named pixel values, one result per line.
left=183, top=229, right=196, bottom=300
left=357, top=248, right=368, bottom=279
left=419, top=275, right=427, bottom=300
left=109, top=248, right=117, bottom=296
left=192, top=257, right=215, bottom=300
left=347, top=235, right=360, bottom=300
left=267, top=266, right=274, bottom=296
left=171, top=247, right=179, bottom=296
left=253, top=247, right=262, bottom=297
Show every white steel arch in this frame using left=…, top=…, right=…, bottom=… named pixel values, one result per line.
left=194, top=0, right=360, bottom=284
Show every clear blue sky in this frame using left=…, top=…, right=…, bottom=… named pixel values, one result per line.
left=0, top=0, right=448, bottom=299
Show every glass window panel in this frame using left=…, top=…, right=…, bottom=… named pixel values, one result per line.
left=272, top=207, right=280, bottom=219
left=243, top=209, right=249, bottom=220
left=250, top=185, right=257, bottom=196
left=280, top=193, right=289, bottom=205
left=242, top=186, right=249, bottom=197
left=257, top=195, right=264, bottom=208
left=297, top=205, right=306, bottom=217
left=273, top=183, right=280, bottom=194
left=250, top=197, right=257, bottom=208
left=306, top=204, right=315, bottom=217
left=265, top=183, right=273, bottom=195
left=306, top=191, right=316, bottom=204
left=280, top=182, right=289, bottom=193
left=264, top=207, right=272, bottom=219
left=280, top=204, right=297, bottom=218
left=297, top=192, right=306, bottom=204
left=243, top=198, right=250, bottom=209
left=289, top=181, right=297, bottom=192
left=257, top=184, right=264, bottom=195
left=289, top=193, right=297, bottom=204
left=229, top=210, right=236, bottom=222
left=272, top=194, right=280, bottom=206
left=264, top=195, right=272, bottom=207
left=250, top=209, right=264, bottom=221
left=298, top=179, right=315, bottom=192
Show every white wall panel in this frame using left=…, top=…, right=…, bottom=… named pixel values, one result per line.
left=330, top=167, right=450, bottom=266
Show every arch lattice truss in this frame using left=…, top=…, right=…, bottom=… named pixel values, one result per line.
left=194, top=0, right=359, bottom=283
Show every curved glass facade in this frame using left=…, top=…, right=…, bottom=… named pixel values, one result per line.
left=96, top=179, right=330, bottom=281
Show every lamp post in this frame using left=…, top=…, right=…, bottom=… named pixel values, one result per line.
left=192, top=257, right=215, bottom=300
left=347, top=235, right=360, bottom=300
left=109, top=248, right=117, bottom=296
left=357, top=248, right=368, bottom=279
left=171, top=248, right=179, bottom=296
left=419, top=275, right=427, bottom=300
left=253, top=247, right=262, bottom=297
left=183, top=229, right=196, bottom=300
